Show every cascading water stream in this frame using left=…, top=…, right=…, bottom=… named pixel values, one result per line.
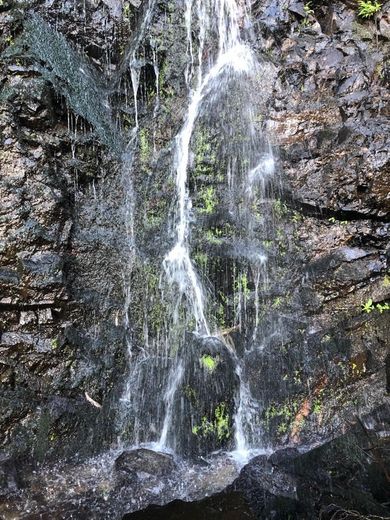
left=158, top=0, right=272, bottom=455
left=162, top=3, right=254, bottom=336
left=119, top=0, right=276, bottom=459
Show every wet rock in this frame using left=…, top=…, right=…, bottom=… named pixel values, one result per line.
left=0, top=455, right=21, bottom=491
left=268, top=447, right=300, bottom=466
left=228, top=408, right=390, bottom=518
left=379, top=15, right=390, bottom=39
left=115, top=449, right=176, bottom=477
left=122, top=491, right=256, bottom=520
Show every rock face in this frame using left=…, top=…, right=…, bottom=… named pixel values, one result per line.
left=228, top=406, right=390, bottom=519
left=0, top=0, right=389, bottom=517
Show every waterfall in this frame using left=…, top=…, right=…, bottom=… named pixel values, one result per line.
left=119, top=0, right=276, bottom=459
left=162, top=1, right=254, bottom=335
left=156, top=0, right=275, bottom=456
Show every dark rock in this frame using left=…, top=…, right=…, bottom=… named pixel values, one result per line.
left=115, top=449, right=176, bottom=477
left=229, top=409, right=390, bottom=518
left=0, top=455, right=21, bottom=491
left=122, top=491, right=256, bottom=520
left=268, top=447, right=300, bottom=466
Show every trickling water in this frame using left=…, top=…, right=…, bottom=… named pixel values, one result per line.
left=157, top=360, right=185, bottom=449
left=118, top=0, right=277, bottom=459
left=157, top=0, right=277, bottom=456
left=162, top=7, right=254, bottom=335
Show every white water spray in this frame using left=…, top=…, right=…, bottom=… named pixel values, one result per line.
left=162, top=0, right=254, bottom=336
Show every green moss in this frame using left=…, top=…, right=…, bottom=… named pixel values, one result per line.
left=262, top=240, right=273, bottom=249
left=193, top=128, right=216, bottom=178
left=200, top=354, right=218, bottom=372
left=198, top=186, right=217, bottom=214
left=215, top=403, right=230, bottom=441
left=191, top=402, right=230, bottom=441
left=264, top=399, right=301, bottom=431
left=273, top=199, right=288, bottom=219
left=312, top=399, right=322, bottom=415
left=184, top=385, right=198, bottom=405
left=272, top=296, right=283, bottom=309
left=123, top=1, right=133, bottom=20
left=193, top=251, right=208, bottom=270
left=205, top=228, right=223, bottom=244
left=234, top=272, right=250, bottom=298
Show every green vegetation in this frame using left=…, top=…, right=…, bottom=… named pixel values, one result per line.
left=376, top=302, right=390, bottom=313
left=194, top=128, right=217, bottom=178
left=200, top=354, right=218, bottom=372
left=291, top=211, right=302, bottom=223
left=313, top=399, right=322, bottom=415
left=205, top=227, right=223, bottom=244
left=198, top=186, right=217, bottom=214
left=51, top=338, right=59, bottom=350
left=273, top=199, right=288, bottom=219
left=192, top=403, right=230, bottom=441
left=328, top=217, right=348, bottom=225
left=272, top=296, right=283, bottom=309
left=361, top=298, right=375, bottom=313
left=123, top=1, right=131, bottom=19
left=215, top=291, right=228, bottom=329
left=234, top=272, right=250, bottom=298
left=184, top=386, right=198, bottom=405
left=264, top=398, right=302, bottom=436
left=215, top=403, right=230, bottom=440
left=303, top=2, right=314, bottom=15
left=361, top=298, right=389, bottom=314
left=193, top=251, right=208, bottom=270
left=357, top=0, right=381, bottom=18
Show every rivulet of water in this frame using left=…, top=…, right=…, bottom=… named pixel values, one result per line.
left=118, top=0, right=276, bottom=458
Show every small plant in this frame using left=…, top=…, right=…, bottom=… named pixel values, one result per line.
left=191, top=403, right=230, bottom=441
left=262, top=239, right=273, bottom=249
left=376, top=302, right=390, bottom=313
left=273, top=199, right=288, bottom=219
left=361, top=298, right=389, bottom=314
left=198, top=186, right=217, bottom=214
left=313, top=399, right=322, bottom=415
left=123, top=2, right=131, bottom=19
left=193, top=251, right=208, bottom=270
left=361, top=298, right=375, bottom=313
left=303, top=1, right=314, bottom=15
left=215, top=403, right=230, bottom=441
left=357, top=0, right=381, bottom=18
left=272, top=296, right=283, bottom=309
left=200, top=354, right=218, bottom=372
left=205, top=228, right=223, bottom=245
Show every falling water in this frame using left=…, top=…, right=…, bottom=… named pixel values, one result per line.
left=157, top=0, right=276, bottom=456
left=119, top=0, right=276, bottom=458
left=162, top=1, right=254, bottom=335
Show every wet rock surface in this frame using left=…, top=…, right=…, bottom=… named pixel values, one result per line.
left=115, top=448, right=176, bottom=476
left=228, top=406, right=390, bottom=519
left=0, top=0, right=389, bottom=517
left=122, top=491, right=256, bottom=520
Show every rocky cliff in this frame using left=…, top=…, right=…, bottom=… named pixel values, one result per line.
left=0, top=0, right=389, bottom=517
